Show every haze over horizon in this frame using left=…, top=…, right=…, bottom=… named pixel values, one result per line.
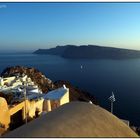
left=0, top=2, right=140, bottom=51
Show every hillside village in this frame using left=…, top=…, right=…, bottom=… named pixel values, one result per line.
left=0, top=70, right=70, bottom=136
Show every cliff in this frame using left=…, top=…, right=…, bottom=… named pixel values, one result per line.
left=33, top=45, right=69, bottom=55
left=0, top=66, right=97, bottom=105
left=34, top=45, right=140, bottom=59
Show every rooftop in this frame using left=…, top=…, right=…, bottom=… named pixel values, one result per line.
left=43, top=87, right=68, bottom=100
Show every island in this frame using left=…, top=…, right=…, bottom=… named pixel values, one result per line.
left=34, top=45, right=140, bottom=59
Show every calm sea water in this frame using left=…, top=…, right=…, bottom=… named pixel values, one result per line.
left=0, top=53, right=140, bottom=126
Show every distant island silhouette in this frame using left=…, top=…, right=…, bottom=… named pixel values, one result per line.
left=33, top=45, right=140, bottom=59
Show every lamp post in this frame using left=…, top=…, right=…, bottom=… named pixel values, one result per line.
left=23, top=78, right=28, bottom=124
left=24, top=84, right=27, bottom=124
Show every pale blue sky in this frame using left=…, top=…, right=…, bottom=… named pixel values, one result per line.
left=0, top=2, right=140, bottom=51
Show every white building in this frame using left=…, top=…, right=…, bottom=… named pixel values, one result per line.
left=43, top=86, right=69, bottom=111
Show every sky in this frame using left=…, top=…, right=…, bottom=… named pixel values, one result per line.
left=0, top=2, right=140, bottom=51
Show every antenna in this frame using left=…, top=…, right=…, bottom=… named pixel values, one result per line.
left=108, top=91, right=116, bottom=114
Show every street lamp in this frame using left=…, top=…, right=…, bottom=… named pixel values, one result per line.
left=23, top=83, right=27, bottom=124
left=21, top=78, right=28, bottom=124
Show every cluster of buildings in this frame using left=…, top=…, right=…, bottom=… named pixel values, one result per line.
left=0, top=74, right=69, bottom=136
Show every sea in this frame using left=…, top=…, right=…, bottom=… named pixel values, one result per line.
left=0, top=53, right=140, bottom=126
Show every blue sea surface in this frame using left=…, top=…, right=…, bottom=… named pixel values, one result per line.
left=0, top=53, right=140, bottom=126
